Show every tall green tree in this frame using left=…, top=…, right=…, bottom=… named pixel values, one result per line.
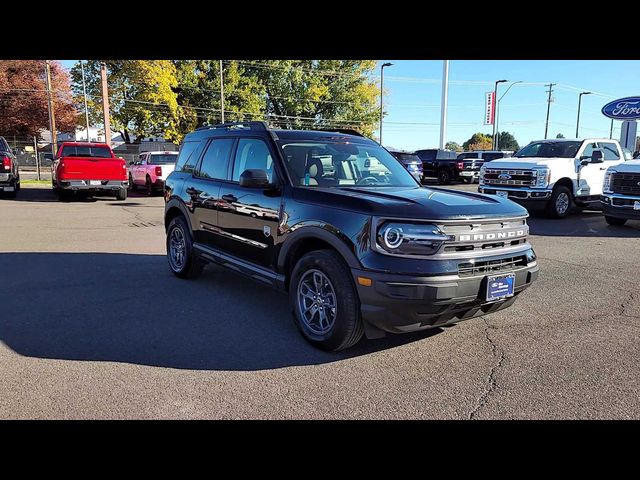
left=244, top=60, right=380, bottom=136
left=70, top=60, right=180, bottom=143
left=496, top=131, right=519, bottom=151
left=463, top=133, right=493, bottom=151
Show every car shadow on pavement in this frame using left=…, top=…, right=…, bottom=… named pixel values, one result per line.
left=527, top=211, right=640, bottom=237
left=0, top=252, right=441, bottom=371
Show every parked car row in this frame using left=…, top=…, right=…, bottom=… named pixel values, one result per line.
left=0, top=136, right=20, bottom=197
left=478, top=137, right=640, bottom=224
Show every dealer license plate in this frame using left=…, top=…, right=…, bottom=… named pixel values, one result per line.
left=89, top=180, right=101, bottom=186
left=496, top=190, right=508, bottom=198
left=634, top=201, right=640, bottom=211
left=486, top=273, right=515, bottom=302
left=460, top=171, right=473, bottom=176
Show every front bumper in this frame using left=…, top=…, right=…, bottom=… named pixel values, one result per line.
left=601, top=193, right=640, bottom=220
left=479, top=186, right=551, bottom=201
left=59, top=180, right=128, bottom=191
left=352, top=261, right=539, bottom=334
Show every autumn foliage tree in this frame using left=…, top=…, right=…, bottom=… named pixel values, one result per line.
left=0, top=60, right=77, bottom=139
left=463, top=132, right=493, bottom=151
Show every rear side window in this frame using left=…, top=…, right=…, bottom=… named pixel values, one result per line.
left=0, top=137, right=10, bottom=152
left=196, top=138, right=235, bottom=180
left=599, top=142, right=620, bottom=160
left=175, top=141, right=204, bottom=173
left=482, top=153, right=504, bottom=161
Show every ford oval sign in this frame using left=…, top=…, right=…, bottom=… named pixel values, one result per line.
left=601, top=97, right=640, bottom=120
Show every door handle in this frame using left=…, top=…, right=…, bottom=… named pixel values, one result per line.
left=222, top=194, right=237, bottom=203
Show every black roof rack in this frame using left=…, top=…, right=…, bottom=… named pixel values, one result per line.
left=315, top=128, right=365, bottom=137
left=196, top=121, right=269, bottom=132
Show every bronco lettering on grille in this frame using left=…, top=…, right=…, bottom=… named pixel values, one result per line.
left=458, top=229, right=526, bottom=242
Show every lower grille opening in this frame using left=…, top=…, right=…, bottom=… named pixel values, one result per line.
left=458, top=255, right=528, bottom=277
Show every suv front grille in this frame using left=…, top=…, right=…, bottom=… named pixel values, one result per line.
left=438, top=218, right=528, bottom=254
left=458, top=255, right=528, bottom=277
left=484, top=169, right=535, bottom=187
left=611, top=173, right=640, bottom=196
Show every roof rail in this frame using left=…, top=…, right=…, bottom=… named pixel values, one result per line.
left=196, top=121, right=268, bottom=132
left=316, top=128, right=365, bottom=137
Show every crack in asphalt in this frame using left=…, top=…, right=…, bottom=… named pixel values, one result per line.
left=468, top=317, right=505, bottom=420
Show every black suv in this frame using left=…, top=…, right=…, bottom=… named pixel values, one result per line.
left=164, top=122, right=539, bottom=351
left=0, top=136, right=20, bottom=198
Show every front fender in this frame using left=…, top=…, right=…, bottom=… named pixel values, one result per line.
left=164, top=197, right=194, bottom=232
left=277, top=223, right=363, bottom=273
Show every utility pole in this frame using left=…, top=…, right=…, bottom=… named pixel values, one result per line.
left=544, top=83, right=556, bottom=139
left=219, top=60, right=225, bottom=123
left=34, top=136, right=40, bottom=181
left=100, top=63, right=112, bottom=147
left=80, top=60, right=91, bottom=141
left=439, top=60, right=450, bottom=149
left=45, top=60, right=57, bottom=156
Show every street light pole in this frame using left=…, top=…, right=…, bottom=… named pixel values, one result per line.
left=610, top=118, right=614, bottom=139
left=495, top=80, right=522, bottom=149
left=575, top=91, right=592, bottom=138
left=439, top=60, right=450, bottom=149
left=44, top=60, right=57, bottom=157
left=492, top=79, right=507, bottom=149
left=80, top=60, right=91, bottom=141
left=379, top=62, right=393, bottom=145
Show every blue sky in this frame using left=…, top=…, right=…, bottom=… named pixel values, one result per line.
left=59, top=60, right=640, bottom=150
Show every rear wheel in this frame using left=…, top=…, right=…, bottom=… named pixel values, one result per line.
left=115, top=187, right=127, bottom=201
left=145, top=176, right=153, bottom=196
left=289, top=250, right=364, bottom=351
left=438, top=169, right=452, bottom=185
left=166, top=216, right=203, bottom=279
left=56, top=188, right=69, bottom=202
left=546, top=185, right=573, bottom=219
left=605, top=215, right=627, bottom=226
left=129, top=173, right=136, bottom=191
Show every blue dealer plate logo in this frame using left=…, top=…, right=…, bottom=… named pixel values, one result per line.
left=486, top=274, right=515, bottom=302
left=601, top=97, right=640, bottom=120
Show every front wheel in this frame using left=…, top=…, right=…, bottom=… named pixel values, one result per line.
left=546, top=185, right=573, bottom=219
left=166, top=216, right=203, bottom=279
left=605, top=215, right=627, bottom=226
left=289, top=250, right=364, bottom=351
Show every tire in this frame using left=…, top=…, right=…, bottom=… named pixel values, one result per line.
left=115, top=187, right=127, bottom=201
left=289, top=249, right=364, bottom=351
left=129, top=174, right=136, bottom=191
left=166, top=215, right=203, bottom=279
left=57, top=188, right=69, bottom=202
left=461, top=177, right=471, bottom=184
left=145, top=176, right=153, bottom=196
left=437, top=169, right=452, bottom=185
left=545, top=185, right=573, bottom=219
left=605, top=215, right=627, bottom=226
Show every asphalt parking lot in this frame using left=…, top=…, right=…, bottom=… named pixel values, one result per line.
left=1, top=181, right=639, bottom=419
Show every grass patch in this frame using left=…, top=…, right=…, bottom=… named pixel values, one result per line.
left=20, top=179, right=51, bottom=185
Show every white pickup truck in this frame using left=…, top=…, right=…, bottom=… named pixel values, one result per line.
left=601, top=159, right=640, bottom=226
left=478, top=138, right=625, bottom=218
left=128, top=151, right=178, bottom=195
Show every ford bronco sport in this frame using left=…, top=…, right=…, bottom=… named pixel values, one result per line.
left=164, top=122, right=539, bottom=351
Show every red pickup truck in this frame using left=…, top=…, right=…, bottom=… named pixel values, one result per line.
left=51, top=142, right=128, bottom=201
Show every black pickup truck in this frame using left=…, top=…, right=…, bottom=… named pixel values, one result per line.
left=0, top=136, right=20, bottom=198
left=164, top=123, right=539, bottom=351
left=415, top=148, right=460, bottom=184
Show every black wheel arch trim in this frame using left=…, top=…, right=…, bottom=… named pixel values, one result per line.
left=164, top=198, right=194, bottom=233
left=277, top=224, right=362, bottom=274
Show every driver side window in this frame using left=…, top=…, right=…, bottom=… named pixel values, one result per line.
left=582, top=143, right=596, bottom=158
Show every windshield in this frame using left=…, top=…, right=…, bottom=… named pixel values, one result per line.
left=61, top=145, right=112, bottom=158
left=514, top=141, right=581, bottom=158
left=148, top=154, right=178, bottom=165
left=279, top=141, right=419, bottom=188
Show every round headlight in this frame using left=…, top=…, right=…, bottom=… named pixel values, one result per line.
left=383, top=226, right=404, bottom=249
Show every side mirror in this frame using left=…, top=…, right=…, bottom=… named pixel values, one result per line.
left=591, top=150, right=604, bottom=163
left=129, top=161, right=134, bottom=166
left=239, top=169, right=271, bottom=188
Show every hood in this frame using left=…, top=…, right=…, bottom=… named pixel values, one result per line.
left=292, top=185, right=527, bottom=220
left=486, top=157, right=571, bottom=169
left=611, top=159, right=640, bottom=173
